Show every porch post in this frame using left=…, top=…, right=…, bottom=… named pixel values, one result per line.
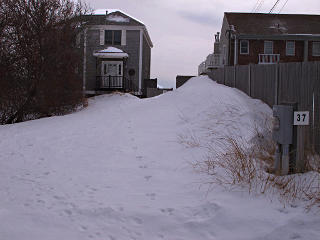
left=304, top=40, right=308, bottom=62
left=234, top=36, right=238, bottom=65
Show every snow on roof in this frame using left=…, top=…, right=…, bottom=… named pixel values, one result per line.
left=93, top=9, right=144, bottom=25
left=106, top=15, right=130, bottom=23
left=93, top=9, right=118, bottom=15
left=93, top=47, right=129, bottom=58
left=98, top=47, right=124, bottom=53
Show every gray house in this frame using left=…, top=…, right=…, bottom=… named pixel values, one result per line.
left=80, top=9, right=153, bottom=96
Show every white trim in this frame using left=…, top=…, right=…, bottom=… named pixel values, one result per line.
left=240, top=40, right=249, bottom=54
left=83, top=29, right=87, bottom=91
left=121, top=30, right=126, bottom=46
left=139, top=30, right=143, bottom=93
left=100, top=29, right=104, bottom=45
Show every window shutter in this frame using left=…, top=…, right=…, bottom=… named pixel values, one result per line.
left=100, top=29, right=104, bottom=45
left=121, top=30, right=126, bottom=46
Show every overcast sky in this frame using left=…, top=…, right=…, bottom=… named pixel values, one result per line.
left=85, top=0, right=320, bottom=87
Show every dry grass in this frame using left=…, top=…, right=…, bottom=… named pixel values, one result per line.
left=177, top=131, right=201, bottom=148
left=193, top=132, right=320, bottom=210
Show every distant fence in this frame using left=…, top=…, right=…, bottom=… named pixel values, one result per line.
left=211, top=61, right=320, bottom=158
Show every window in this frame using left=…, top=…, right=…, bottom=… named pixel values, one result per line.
left=312, top=42, right=320, bottom=56
left=240, top=40, right=249, bottom=54
left=264, top=41, right=273, bottom=54
left=105, top=30, right=122, bottom=45
left=286, top=41, right=295, bottom=56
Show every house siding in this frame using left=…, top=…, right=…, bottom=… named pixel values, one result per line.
left=237, top=40, right=305, bottom=65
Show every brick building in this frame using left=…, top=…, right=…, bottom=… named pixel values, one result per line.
left=219, top=13, right=320, bottom=66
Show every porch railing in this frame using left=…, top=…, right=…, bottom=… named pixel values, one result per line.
left=96, top=76, right=123, bottom=89
left=96, top=76, right=140, bottom=93
left=259, top=54, right=280, bottom=64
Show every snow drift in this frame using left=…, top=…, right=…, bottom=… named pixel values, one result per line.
left=0, top=76, right=319, bottom=240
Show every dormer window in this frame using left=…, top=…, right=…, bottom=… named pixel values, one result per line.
left=105, top=30, right=121, bottom=45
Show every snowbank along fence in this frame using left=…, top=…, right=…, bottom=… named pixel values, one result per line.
left=211, top=61, right=320, bottom=159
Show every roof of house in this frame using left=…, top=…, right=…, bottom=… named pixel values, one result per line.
left=93, top=9, right=145, bottom=25
left=224, top=13, right=320, bottom=36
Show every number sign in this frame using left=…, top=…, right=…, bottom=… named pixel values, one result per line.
left=293, top=111, right=309, bottom=125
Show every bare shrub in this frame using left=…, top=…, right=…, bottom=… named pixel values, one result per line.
left=0, top=0, right=89, bottom=124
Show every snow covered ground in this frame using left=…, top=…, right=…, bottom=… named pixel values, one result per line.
left=0, top=76, right=319, bottom=240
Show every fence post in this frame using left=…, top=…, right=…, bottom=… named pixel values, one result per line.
left=248, top=64, right=251, bottom=96
left=223, top=67, right=226, bottom=85
left=234, top=65, right=236, bottom=88
left=312, top=92, right=315, bottom=152
left=296, top=63, right=305, bottom=173
left=274, top=64, right=279, bottom=105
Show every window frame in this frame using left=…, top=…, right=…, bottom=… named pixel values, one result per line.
left=105, top=30, right=122, bottom=45
left=240, top=40, right=249, bottom=55
left=264, top=41, right=273, bottom=54
left=312, top=41, right=320, bottom=56
left=286, top=41, right=295, bottom=56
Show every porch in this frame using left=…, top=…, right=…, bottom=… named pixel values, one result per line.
left=95, top=76, right=140, bottom=94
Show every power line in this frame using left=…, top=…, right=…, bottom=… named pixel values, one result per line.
left=251, top=0, right=260, bottom=12
left=256, top=0, right=265, bottom=12
left=269, top=0, right=281, bottom=13
left=278, top=0, right=289, bottom=13
left=252, top=0, right=263, bottom=13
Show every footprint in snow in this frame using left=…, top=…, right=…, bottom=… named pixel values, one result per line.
left=146, top=193, right=156, bottom=200
left=132, top=217, right=143, bottom=225
left=290, top=233, right=302, bottom=239
left=144, top=176, right=152, bottom=181
left=160, top=208, right=175, bottom=215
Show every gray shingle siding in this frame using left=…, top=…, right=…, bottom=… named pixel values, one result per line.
left=125, top=30, right=141, bottom=89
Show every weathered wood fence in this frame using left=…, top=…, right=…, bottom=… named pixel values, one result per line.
left=211, top=62, right=320, bottom=158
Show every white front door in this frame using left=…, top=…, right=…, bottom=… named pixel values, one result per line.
left=101, top=61, right=123, bottom=88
